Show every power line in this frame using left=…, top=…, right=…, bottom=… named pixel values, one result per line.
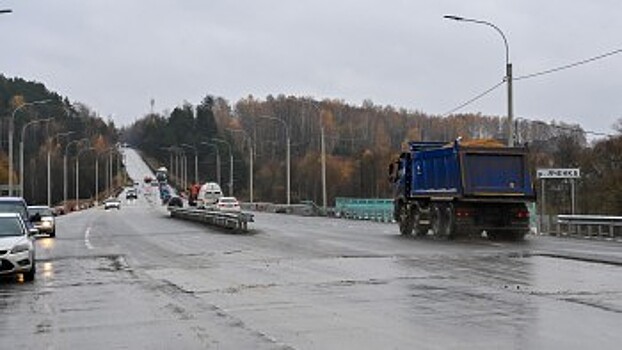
left=526, top=120, right=613, bottom=137
left=515, top=48, right=622, bottom=81
left=444, top=47, right=622, bottom=115
left=443, top=80, right=504, bottom=116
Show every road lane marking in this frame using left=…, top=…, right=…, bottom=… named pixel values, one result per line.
left=85, top=227, right=94, bottom=250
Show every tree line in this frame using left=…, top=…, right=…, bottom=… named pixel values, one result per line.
left=123, top=93, right=622, bottom=215
left=7, top=74, right=618, bottom=216
left=0, top=75, right=121, bottom=206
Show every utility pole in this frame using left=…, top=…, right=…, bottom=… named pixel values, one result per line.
left=259, top=116, right=290, bottom=205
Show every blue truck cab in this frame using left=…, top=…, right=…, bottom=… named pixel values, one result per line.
left=390, top=140, right=535, bottom=240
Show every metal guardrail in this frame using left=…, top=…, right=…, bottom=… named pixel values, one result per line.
left=169, top=208, right=254, bottom=232
left=554, top=215, right=622, bottom=238
left=334, top=197, right=394, bottom=222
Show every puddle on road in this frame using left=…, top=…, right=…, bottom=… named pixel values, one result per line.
left=41, top=262, right=54, bottom=279
left=523, top=255, right=622, bottom=295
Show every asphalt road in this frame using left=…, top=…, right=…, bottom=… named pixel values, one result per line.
left=1, top=148, right=621, bottom=349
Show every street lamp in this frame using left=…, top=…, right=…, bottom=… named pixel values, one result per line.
left=76, top=147, right=96, bottom=210
left=258, top=116, right=290, bottom=205
left=444, top=15, right=514, bottom=146
left=64, top=138, right=89, bottom=207
left=227, top=128, right=253, bottom=204
left=200, top=142, right=221, bottom=184
left=0, top=9, right=11, bottom=14
left=210, top=138, right=233, bottom=196
left=20, top=118, right=53, bottom=197
left=47, top=131, right=74, bottom=207
left=159, top=146, right=175, bottom=181
left=9, top=99, right=53, bottom=195
left=300, top=100, right=328, bottom=213
left=181, top=144, right=199, bottom=185
left=103, top=146, right=118, bottom=198
left=181, top=151, right=187, bottom=190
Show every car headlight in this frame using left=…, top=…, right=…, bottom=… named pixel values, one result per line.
left=11, top=243, right=31, bottom=254
left=41, top=221, right=53, bottom=228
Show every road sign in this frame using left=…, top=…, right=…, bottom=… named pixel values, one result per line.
left=537, top=168, right=580, bottom=179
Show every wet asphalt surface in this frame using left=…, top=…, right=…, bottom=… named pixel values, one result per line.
left=1, top=149, right=621, bottom=349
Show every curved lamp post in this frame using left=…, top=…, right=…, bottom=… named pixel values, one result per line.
left=76, top=147, right=96, bottom=210
left=300, top=100, right=327, bottom=213
left=20, top=118, right=53, bottom=197
left=9, top=99, right=53, bottom=195
left=200, top=142, right=221, bottom=185
left=160, top=146, right=175, bottom=181
left=181, top=144, right=199, bottom=185
left=210, top=138, right=233, bottom=196
left=103, top=146, right=118, bottom=198
left=444, top=15, right=514, bottom=146
left=227, top=128, right=253, bottom=203
left=259, top=116, right=290, bottom=205
left=64, top=138, right=89, bottom=206
left=47, top=131, right=74, bottom=206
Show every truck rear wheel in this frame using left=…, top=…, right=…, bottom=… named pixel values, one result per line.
left=412, top=205, right=429, bottom=236
left=398, top=204, right=414, bottom=236
left=431, top=204, right=456, bottom=239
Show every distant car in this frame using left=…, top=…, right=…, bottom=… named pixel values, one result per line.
left=126, top=189, right=137, bottom=200
left=0, top=213, right=37, bottom=281
left=215, top=197, right=241, bottom=213
left=28, top=205, right=56, bottom=237
left=104, top=198, right=121, bottom=210
left=167, top=196, right=183, bottom=209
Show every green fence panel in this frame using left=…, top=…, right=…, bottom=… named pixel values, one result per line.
left=335, top=197, right=394, bottom=222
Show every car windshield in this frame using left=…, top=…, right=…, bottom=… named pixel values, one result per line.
left=0, top=217, right=24, bottom=237
left=0, top=202, right=28, bottom=220
left=220, top=198, right=237, bottom=203
left=28, top=207, right=53, bottom=217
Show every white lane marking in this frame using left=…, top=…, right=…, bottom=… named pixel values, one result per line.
left=85, top=227, right=94, bottom=250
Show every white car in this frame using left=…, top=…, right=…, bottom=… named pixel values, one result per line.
left=196, top=182, right=223, bottom=208
left=215, top=197, right=241, bottom=213
left=0, top=213, right=37, bottom=281
left=104, top=198, right=121, bottom=210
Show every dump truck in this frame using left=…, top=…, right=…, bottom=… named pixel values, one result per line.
left=388, top=140, right=535, bottom=240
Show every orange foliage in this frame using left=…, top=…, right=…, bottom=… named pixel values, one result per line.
left=459, top=139, right=505, bottom=147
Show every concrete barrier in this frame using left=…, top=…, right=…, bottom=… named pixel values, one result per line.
left=169, top=208, right=254, bottom=232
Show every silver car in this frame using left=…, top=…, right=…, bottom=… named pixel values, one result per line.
left=0, top=213, right=37, bottom=281
left=28, top=205, right=56, bottom=237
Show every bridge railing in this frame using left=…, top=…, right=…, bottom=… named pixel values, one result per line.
left=169, top=207, right=254, bottom=232
left=334, top=197, right=394, bottom=222
left=552, top=215, right=622, bottom=238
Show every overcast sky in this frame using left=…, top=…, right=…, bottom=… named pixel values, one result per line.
left=1, top=0, right=620, bottom=134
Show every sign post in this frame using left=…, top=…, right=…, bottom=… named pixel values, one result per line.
left=536, top=168, right=581, bottom=234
